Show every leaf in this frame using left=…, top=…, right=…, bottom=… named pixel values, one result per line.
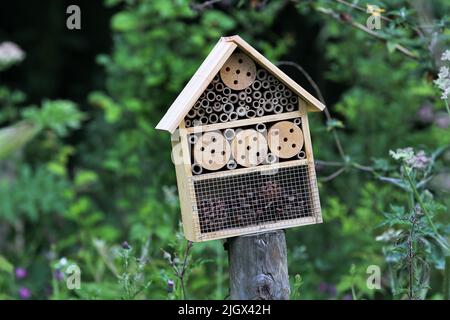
left=0, top=121, right=40, bottom=160
left=0, top=255, right=13, bottom=274
left=386, top=41, right=397, bottom=54
left=111, top=12, right=139, bottom=32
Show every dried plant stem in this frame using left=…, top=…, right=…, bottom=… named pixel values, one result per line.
left=315, top=6, right=419, bottom=60
left=402, top=164, right=439, bottom=236
left=444, top=256, right=450, bottom=300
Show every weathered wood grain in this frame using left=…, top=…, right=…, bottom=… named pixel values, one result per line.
left=227, top=230, right=290, bottom=300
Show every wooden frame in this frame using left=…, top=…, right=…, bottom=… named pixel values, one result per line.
left=158, top=35, right=324, bottom=242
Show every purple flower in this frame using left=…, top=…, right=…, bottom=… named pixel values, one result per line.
left=18, top=287, right=31, bottom=299
left=416, top=103, right=434, bottom=123
left=434, top=113, right=450, bottom=129
left=328, top=285, right=337, bottom=297
left=54, top=269, right=64, bottom=281
left=318, top=282, right=328, bottom=293
left=406, top=150, right=431, bottom=169
left=167, top=279, right=175, bottom=293
left=15, top=267, right=27, bottom=279
left=121, top=241, right=131, bottom=250
left=342, top=294, right=353, bottom=300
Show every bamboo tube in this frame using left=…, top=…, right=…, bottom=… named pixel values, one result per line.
left=245, top=96, right=252, bottom=104
left=236, top=106, right=247, bottom=117
left=213, top=102, right=222, bottom=112
left=188, top=134, right=198, bottom=144
left=207, top=83, right=214, bottom=90
left=215, top=93, right=222, bottom=102
left=185, top=119, right=192, bottom=128
left=209, top=113, right=219, bottom=124
left=267, top=75, right=275, bottom=82
left=197, top=108, right=205, bottom=116
left=215, top=82, right=224, bottom=92
left=297, top=151, right=306, bottom=159
left=212, top=74, right=220, bottom=83
left=187, top=109, right=196, bottom=118
left=224, top=128, right=235, bottom=140
left=192, top=163, right=203, bottom=175
left=269, top=84, right=277, bottom=92
left=286, top=103, right=295, bottom=112
left=200, top=116, right=208, bottom=124
left=266, top=153, right=278, bottom=164
left=206, top=91, right=216, bottom=102
left=226, top=159, right=237, bottom=170
left=283, top=89, right=292, bottom=98
left=290, top=96, right=298, bottom=104
left=280, top=97, right=288, bottom=106
left=262, top=80, right=270, bottom=89
left=200, top=99, right=209, bottom=108
left=256, top=69, right=268, bottom=80
left=223, top=103, right=234, bottom=114
left=238, top=100, right=246, bottom=107
left=200, top=92, right=206, bottom=99
left=245, top=87, right=252, bottom=94
left=256, top=123, right=266, bottom=133
left=252, top=91, right=262, bottom=100
left=274, top=105, right=283, bottom=114
left=229, top=112, right=238, bottom=121
left=252, top=100, right=260, bottom=109
left=222, top=96, right=229, bottom=103
left=263, top=91, right=273, bottom=100
left=256, top=107, right=264, bottom=117
left=238, top=92, right=247, bottom=100
left=229, top=93, right=238, bottom=104
left=277, top=83, right=285, bottom=91
left=245, top=105, right=250, bottom=111
left=223, top=87, right=231, bottom=96
left=258, top=98, right=265, bottom=105
left=206, top=107, right=213, bottom=114
left=274, top=91, right=282, bottom=99
left=251, top=80, right=262, bottom=91
left=246, top=109, right=256, bottom=118
left=192, top=120, right=202, bottom=127
left=293, top=118, right=301, bottom=126
left=220, top=113, right=229, bottom=123
left=263, top=101, right=274, bottom=112
left=272, top=98, right=279, bottom=105
left=194, top=101, right=201, bottom=109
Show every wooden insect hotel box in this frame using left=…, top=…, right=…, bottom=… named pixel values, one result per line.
left=156, top=36, right=324, bottom=242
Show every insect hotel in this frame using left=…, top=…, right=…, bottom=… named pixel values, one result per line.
left=156, top=36, right=324, bottom=242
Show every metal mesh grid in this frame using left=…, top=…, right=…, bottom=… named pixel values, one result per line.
left=188, top=162, right=321, bottom=240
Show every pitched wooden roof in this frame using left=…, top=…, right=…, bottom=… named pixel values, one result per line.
left=156, top=35, right=325, bottom=133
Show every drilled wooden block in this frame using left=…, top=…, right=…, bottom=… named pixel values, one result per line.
left=231, top=129, right=268, bottom=167
left=194, top=131, right=231, bottom=171
left=268, top=121, right=304, bottom=159
left=220, top=52, right=257, bottom=90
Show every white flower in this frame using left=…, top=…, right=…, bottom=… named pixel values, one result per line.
left=59, top=257, right=68, bottom=266
left=435, top=66, right=450, bottom=100
left=441, top=50, right=450, bottom=62
left=376, top=229, right=402, bottom=242
left=0, top=41, right=25, bottom=65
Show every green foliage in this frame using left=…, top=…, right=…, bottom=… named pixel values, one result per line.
left=1, top=0, right=450, bottom=300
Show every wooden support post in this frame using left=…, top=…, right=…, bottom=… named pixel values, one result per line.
left=227, top=230, right=290, bottom=300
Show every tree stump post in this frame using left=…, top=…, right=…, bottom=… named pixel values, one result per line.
left=227, top=230, right=290, bottom=300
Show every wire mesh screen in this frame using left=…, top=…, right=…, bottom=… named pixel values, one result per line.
left=189, top=162, right=321, bottom=240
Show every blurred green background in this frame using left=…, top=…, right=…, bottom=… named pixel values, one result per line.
left=0, top=0, right=449, bottom=300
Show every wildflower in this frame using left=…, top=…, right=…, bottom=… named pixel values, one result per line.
left=406, top=150, right=431, bottom=169
left=18, top=287, right=31, bottom=299
left=342, top=294, right=353, bottom=300
left=434, top=112, right=450, bottom=128
left=121, top=241, right=131, bottom=250
left=167, top=279, right=175, bottom=293
left=434, top=61, right=450, bottom=100
left=376, top=229, right=402, bottom=242
left=15, top=267, right=27, bottom=279
left=389, top=147, right=414, bottom=162
left=0, top=42, right=25, bottom=69
left=54, top=269, right=64, bottom=281
left=59, top=257, right=68, bottom=267
left=416, top=103, right=434, bottom=124
left=318, top=282, right=328, bottom=293
left=441, top=50, right=450, bottom=62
